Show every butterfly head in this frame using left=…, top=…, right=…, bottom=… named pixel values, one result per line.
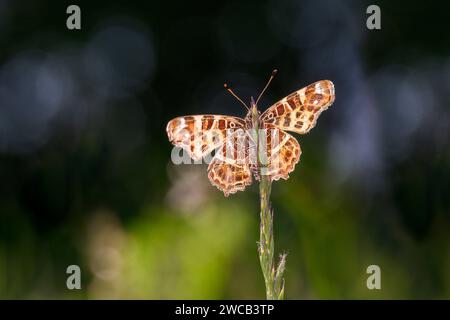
left=250, top=96, right=256, bottom=108
left=250, top=96, right=260, bottom=113
left=248, top=96, right=260, bottom=128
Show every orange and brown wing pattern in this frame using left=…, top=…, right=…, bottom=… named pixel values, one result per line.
left=207, top=129, right=254, bottom=196
left=166, top=115, right=246, bottom=161
left=208, top=159, right=253, bottom=196
left=254, top=129, right=301, bottom=182
left=260, top=80, right=335, bottom=134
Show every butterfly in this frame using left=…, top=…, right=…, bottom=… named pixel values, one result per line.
left=166, top=70, right=335, bottom=196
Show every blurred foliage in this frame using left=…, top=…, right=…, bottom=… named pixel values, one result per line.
left=0, top=0, right=450, bottom=299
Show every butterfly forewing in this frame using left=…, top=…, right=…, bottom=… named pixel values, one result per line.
left=166, top=115, right=246, bottom=161
left=260, top=80, right=335, bottom=134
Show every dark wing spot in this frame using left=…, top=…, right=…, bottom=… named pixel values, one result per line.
left=203, top=118, right=214, bottom=130
left=286, top=97, right=297, bottom=110
left=314, top=93, right=323, bottom=101
left=276, top=104, right=284, bottom=116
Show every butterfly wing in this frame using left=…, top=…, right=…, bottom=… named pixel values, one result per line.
left=207, top=128, right=253, bottom=196
left=166, top=115, right=246, bottom=161
left=253, top=128, right=301, bottom=182
left=260, top=80, right=335, bottom=134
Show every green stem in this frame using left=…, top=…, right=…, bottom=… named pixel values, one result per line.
left=257, top=150, right=286, bottom=300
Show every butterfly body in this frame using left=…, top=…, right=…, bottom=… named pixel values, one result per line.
left=167, top=79, right=335, bottom=196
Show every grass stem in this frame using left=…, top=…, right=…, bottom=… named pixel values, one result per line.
left=258, top=174, right=286, bottom=300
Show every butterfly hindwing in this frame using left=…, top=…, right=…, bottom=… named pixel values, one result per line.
left=253, top=128, right=301, bottom=182
left=207, top=128, right=253, bottom=196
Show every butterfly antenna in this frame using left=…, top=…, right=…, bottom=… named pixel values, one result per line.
left=255, top=69, right=278, bottom=106
left=224, top=83, right=250, bottom=111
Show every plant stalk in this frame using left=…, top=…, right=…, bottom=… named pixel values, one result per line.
left=257, top=138, right=286, bottom=299
left=258, top=175, right=286, bottom=300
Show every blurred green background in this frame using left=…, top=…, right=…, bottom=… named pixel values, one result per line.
left=0, top=0, right=449, bottom=299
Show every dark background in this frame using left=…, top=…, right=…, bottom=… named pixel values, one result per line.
left=0, top=0, right=449, bottom=298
